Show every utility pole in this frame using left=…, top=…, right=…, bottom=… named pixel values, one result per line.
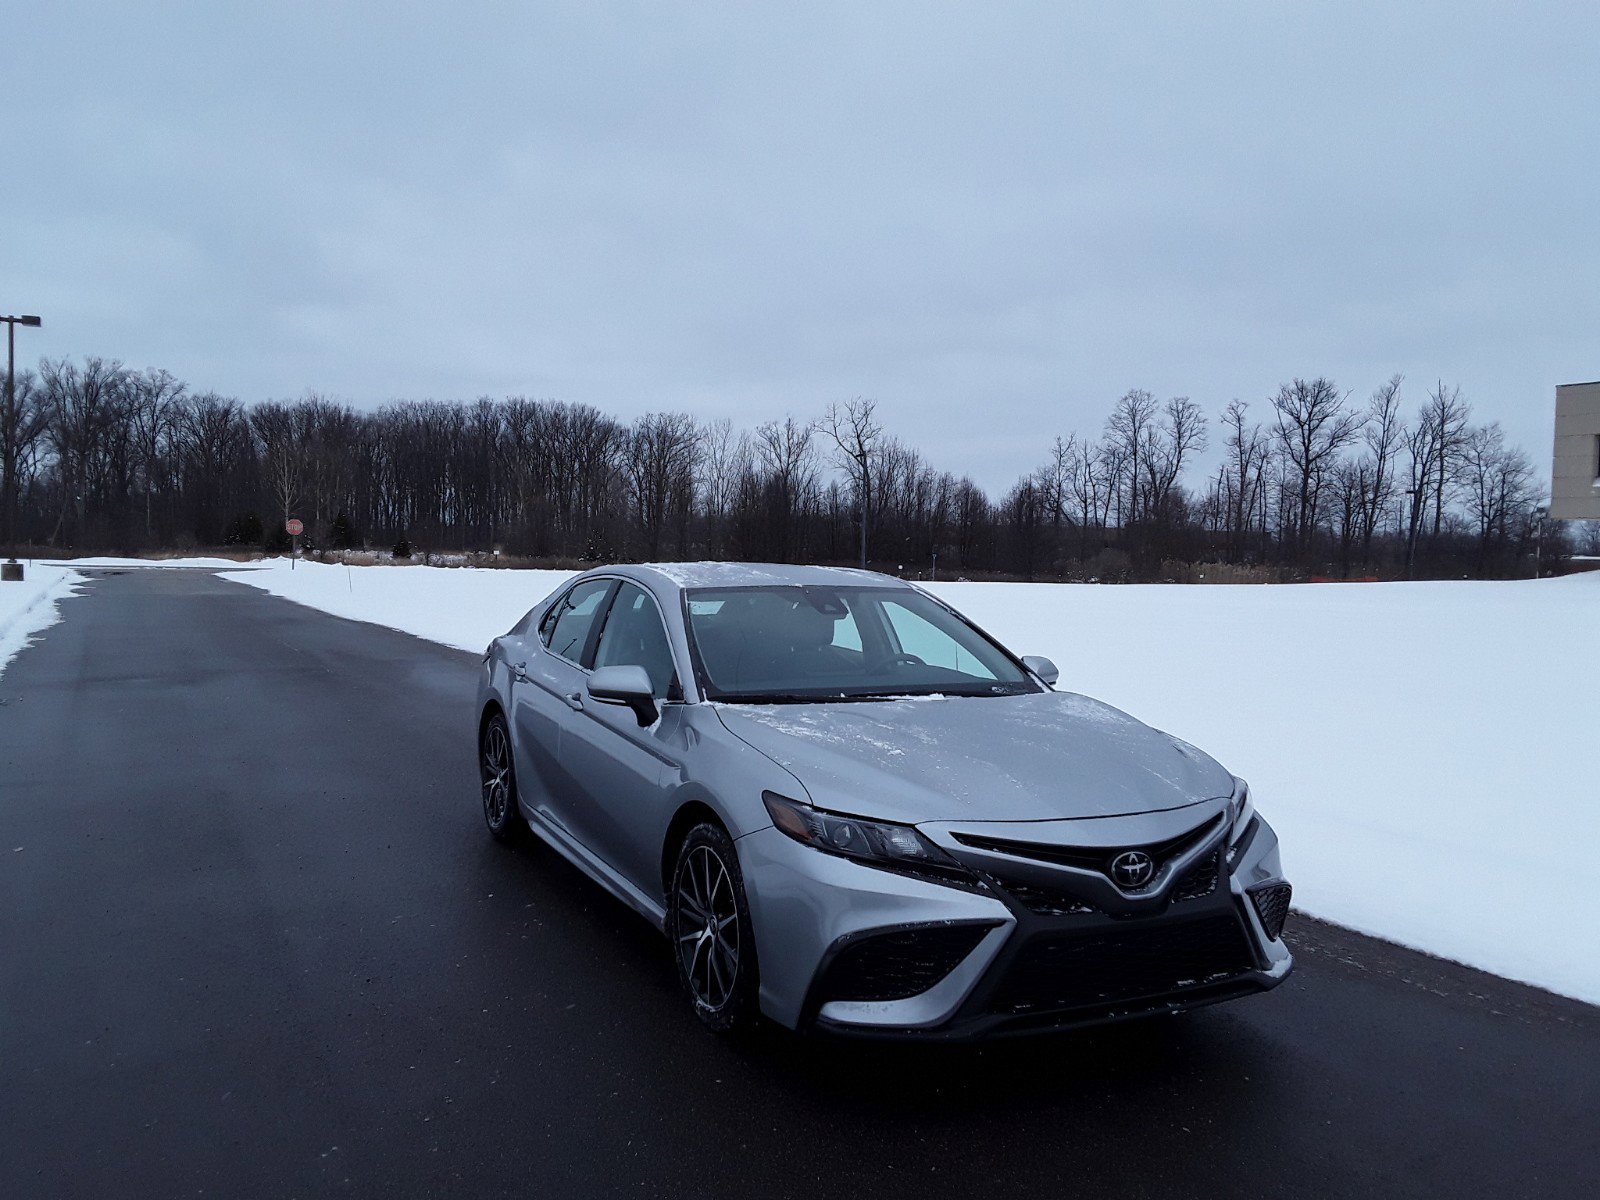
left=1403, top=485, right=1422, bottom=581
left=2, top=313, right=43, bottom=582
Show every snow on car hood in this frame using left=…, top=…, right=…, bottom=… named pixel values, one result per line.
left=712, top=690, right=1234, bottom=825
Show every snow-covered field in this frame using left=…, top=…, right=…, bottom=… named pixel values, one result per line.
left=224, top=559, right=1599, bottom=1004
left=0, top=564, right=83, bottom=681
left=42, top=555, right=249, bottom=570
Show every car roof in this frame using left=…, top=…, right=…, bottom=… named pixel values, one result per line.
left=619, top=561, right=911, bottom=591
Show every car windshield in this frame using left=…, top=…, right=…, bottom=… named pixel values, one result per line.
left=683, top=585, right=1038, bottom=701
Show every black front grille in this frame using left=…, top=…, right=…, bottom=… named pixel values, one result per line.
left=954, top=815, right=1224, bottom=878
left=989, top=876, right=1099, bottom=917
left=988, top=915, right=1256, bottom=1015
left=1171, top=849, right=1221, bottom=903
left=1249, top=883, right=1292, bottom=941
left=821, top=924, right=991, bottom=1003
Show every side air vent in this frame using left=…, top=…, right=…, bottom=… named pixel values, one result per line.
left=1248, top=883, right=1293, bottom=941
left=819, top=924, right=993, bottom=1003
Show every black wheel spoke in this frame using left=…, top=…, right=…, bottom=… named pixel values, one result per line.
left=480, top=722, right=514, bottom=830
left=680, top=894, right=709, bottom=923
left=676, top=842, right=742, bottom=1014
left=708, top=945, right=727, bottom=999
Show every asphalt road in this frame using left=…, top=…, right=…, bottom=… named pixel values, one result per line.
left=1, top=569, right=1596, bottom=1200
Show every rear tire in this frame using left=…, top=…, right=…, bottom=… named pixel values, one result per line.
left=479, top=711, right=525, bottom=843
left=668, top=823, right=759, bottom=1033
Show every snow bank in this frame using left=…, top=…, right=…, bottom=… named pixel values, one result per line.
left=222, top=559, right=1600, bottom=1005
left=0, top=565, right=83, bottom=681
left=222, top=559, right=572, bottom=653
left=935, top=573, right=1600, bottom=1005
left=40, top=556, right=254, bottom=569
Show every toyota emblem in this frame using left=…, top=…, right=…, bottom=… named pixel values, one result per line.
left=1110, top=850, right=1155, bottom=888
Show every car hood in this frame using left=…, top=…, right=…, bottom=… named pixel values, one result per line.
left=712, top=690, right=1233, bottom=825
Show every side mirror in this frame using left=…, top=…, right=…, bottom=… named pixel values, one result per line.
left=1021, top=655, right=1059, bottom=687
left=587, top=664, right=659, bottom=726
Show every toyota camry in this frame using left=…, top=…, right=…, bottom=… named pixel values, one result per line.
left=476, top=563, right=1292, bottom=1039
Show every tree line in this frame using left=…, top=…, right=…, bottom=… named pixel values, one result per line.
left=0, top=356, right=1563, bottom=579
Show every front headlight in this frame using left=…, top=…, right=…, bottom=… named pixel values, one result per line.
left=762, top=792, right=966, bottom=875
left=1229, top=778, right=1256, bottom=843
left=1226, top=778, right=1259, bottom=869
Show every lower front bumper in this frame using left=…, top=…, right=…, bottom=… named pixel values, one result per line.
left=813, top=951, right=1291, bottom=1042
left=739, top=815, right=1294, bottom=1040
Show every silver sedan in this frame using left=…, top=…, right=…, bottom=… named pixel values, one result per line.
left=476, top=562, right=1292, bottom=1038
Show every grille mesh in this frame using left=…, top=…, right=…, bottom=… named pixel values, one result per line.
left=1249, top=883, right=1292, bottom=941
left=985, top=875, right=1099, bottom=917
left=821, top=925, right=990, bottom=1003
left=1171, top=849, right=1221, bottom=903
left=988, top=915, right=1255, bottom=1015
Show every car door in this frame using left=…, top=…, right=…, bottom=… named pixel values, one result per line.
left=509, top=576, right=616, bottom=833
left=557, top=582, right=690, bottom=899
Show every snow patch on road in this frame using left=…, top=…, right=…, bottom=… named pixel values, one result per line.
left=0, top=565, right=83, bottom=681
left=221, top=558, right=1600, bottom=1004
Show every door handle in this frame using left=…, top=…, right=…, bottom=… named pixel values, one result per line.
left=563, top=691, right=585, bottom=711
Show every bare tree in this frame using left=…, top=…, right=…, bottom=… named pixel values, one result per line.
left=1036, top=434, right=1077, bottom=531
left=697, top=417, right=745, bottom=559
left=1064, top=435, right=1106, bottom=555
left=1358, top=375, right=1405, bottom=560
left=1460, top=422, right=1534, bottom=569
left=1217, top=400, right=1269, bottom=562
left=1422, top=381, right=1472, bottom=538
left=40, top=357, right=132, bottom=545
left=1269, top=378, right=1362, bottom=557
left=176, top=393, right=251, bottom=544
left=1103, top=389, right=1159, bottom=527
left=817, top=397, right=882, bottom=568
left=8, top=351, right=1553, bottom=580
left=127, top=368, right=186, bottom=542
left=625, top=412, right=700, bottom=558
left=1139, top=396, right=1207, bottom=527
left=250, top=401, right=310, bottom=533
left=1330, top=457, right=1371, bottom=574
left=1, top=369, right=48, bottom=552
left=740, top=416, right=819, bottom=562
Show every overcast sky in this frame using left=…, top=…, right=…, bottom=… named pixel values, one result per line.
left=4, top=2, right=1595, bottom=490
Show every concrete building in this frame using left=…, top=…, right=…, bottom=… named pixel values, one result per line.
left=1551, top=382, right=1600, bottom=520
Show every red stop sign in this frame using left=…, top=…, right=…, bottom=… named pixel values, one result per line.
left=285, top=518, right=304, bottom=536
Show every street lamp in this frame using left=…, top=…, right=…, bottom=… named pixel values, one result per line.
left=1403, top=485, right=1423, bottom=581
left=2, top=314, right=43, bottom=582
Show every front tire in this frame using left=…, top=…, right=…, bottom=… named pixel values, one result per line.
left=668, top=823, right=759, bottom=1033
left=479, top=712, right=524, bottom=842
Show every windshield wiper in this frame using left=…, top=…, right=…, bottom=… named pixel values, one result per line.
left=710, top=691, right=900, bottom=705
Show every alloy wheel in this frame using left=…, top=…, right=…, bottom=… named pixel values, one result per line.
left=481, top=720, right=512, bottom=830
left=675, top=845, right=741, bottom=1011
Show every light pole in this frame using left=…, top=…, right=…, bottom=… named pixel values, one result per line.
left=1533, top=503, right=1548, bottom=579
left=1403, top=485, right=1423, bottom=581
left=2, top=314, right=43, bottom=583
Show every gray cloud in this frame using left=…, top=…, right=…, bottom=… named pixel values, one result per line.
left=4, top=2, right=1595, bottom=489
